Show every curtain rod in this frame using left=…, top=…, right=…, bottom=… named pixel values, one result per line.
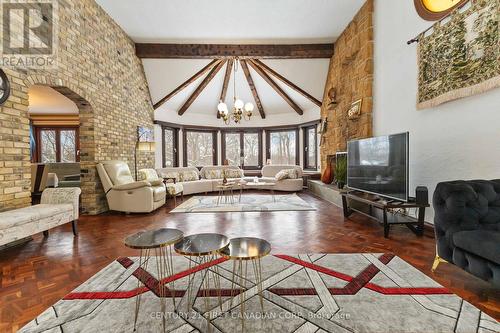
left=407, top=0, right=471, bottom=45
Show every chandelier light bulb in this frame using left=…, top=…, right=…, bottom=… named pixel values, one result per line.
left=234, top=99, right=244, bottom=109
left=244, top=102, right=254, bottom=112
left=217, top=101, right=228, bottom=113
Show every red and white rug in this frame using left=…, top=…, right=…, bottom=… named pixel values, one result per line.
left=20, top=253, right=500, bottom=333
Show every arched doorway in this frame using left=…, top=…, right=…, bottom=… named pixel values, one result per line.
left=26, top=76, right=99, bottom=214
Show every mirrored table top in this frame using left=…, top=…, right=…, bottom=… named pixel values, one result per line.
left=218, top=237, right=271, bottom=260
left=174, top=233, right=230, bottom=256
left=124, top=228, right=184, bottom=249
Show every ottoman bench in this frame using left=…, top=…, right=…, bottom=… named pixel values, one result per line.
left=0, top=187, right=81, bottom=247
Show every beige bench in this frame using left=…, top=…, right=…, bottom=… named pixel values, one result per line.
left=0, top=188, right=81, bottom=247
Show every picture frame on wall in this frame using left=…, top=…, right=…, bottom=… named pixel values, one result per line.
left=137, top=126, right=154, bottom=142
left=348, top=99, right=362, bottom=120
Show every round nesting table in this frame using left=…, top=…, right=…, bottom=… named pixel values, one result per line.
left=215, top=182, right=236, bottom=205
left=219, top=237, right=271, bottom=332
left=124, top=228, right=184, bottom=332
left=174, top=233, right=230, bottom=316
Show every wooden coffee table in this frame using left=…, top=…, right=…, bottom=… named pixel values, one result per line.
left=239, top=181, right=276, bottom=202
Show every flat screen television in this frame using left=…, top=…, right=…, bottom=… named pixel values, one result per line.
left=347, top=132, right=409, bottom=201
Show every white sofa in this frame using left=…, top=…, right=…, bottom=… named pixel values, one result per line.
left=260, top=165, right=304, bottom=192
left=156, top=165, right=303, bottom=195
left=97, top=161, right=166, bottom=213
left=0, top=187, right=81, bottom=247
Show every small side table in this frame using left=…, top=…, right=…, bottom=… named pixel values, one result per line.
left=219, top=237, right=271, bottom=332
left=124, top=228, right=184, bottom=332
left=215, top=182, right=236, bottom=205
left=174, top=233, right=229, bottom=319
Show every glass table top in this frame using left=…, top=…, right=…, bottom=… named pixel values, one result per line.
left=124, top=228, right=184, bottom=249
left=174, top=233, right=230, bottom=256
left=219, top=237, right=271, bottom=260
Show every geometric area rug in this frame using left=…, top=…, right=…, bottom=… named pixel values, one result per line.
left=171, top=194, right=315, bottom=213
left=19, top=254, right=500, bottom=333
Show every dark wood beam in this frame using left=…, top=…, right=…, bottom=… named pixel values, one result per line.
left=153, top=59, right=221, bottom=109
left=251, top=59, right=322, bottom=107
left=136, top=43, right=334, bottom=59
left=247, top=60, right=304, bottom=115
left=178, top=60, right=226, bottom=116
left=217, top=59, right=233, bottom=119
left=240, top=59, right=266, bottom=119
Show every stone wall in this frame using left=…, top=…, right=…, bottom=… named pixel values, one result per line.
left=320, top=0, right=374, bottom=172
left=0, top=0, right=154, bottom=214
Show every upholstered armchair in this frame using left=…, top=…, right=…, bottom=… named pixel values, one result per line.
left=143, top=168, right=184, bottom=206
left=433, top=179, right=500, bottom=286
left=97, top=161, right=166, bottom=213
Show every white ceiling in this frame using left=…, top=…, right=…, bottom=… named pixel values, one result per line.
left=28, top=85, right=78, bottom=114
left=95, top=0, right=365, bottom=43
left=96, top=0, right=364, bottom=123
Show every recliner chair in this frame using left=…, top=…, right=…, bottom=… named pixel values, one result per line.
left=97, top=161, right=166, bottom=213
left=432, top=179, right=500, bottom=286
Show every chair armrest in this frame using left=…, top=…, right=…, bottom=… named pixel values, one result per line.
left=163, top=177, right=177, bottom=184
left=149, top=179, right=164, bottom=186
left=41, top=187, right=81, bottom=219
left=112, top=181, right=151, bottom=191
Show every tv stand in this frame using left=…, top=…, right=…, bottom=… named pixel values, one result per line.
left=341, top=190, right=429, bottom=238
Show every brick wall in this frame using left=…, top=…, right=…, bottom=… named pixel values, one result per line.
left=0, top=0, right=154, bottom=214
left=320, top=0, right=374, bottom=171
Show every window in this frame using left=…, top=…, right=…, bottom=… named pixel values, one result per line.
left=162, top=127, right=179, bottom=167
left=35, top=127, right=79, bottom=163
left=184, top=130, right=217, bottom=167
left=222, top=131, right=262, bottom=169
left=267, top=129, right=298, bottom=165
left=304, top=125, right=318, bottom=170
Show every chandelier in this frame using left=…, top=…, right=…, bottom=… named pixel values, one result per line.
left=217, top=59, right=254, bottom=125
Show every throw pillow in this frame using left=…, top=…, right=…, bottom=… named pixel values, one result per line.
left=275, top=169, right=298, bottom=181
left=224, top=169, right=243, bottom=179
left=205, top=169, right=222, bottom=179
left=181, top=170, right=198, bottom=182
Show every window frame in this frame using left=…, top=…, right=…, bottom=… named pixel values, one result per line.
left=34, top=126, right=80, bottom=163
left=265, top=128, right=300, bottom=166
left=161, top=126, right=179, bottom=167
left=183, top=128, right=218, bottom=168
left=303, top=125, right=318, bottom=170
left=221, top=129, right=263, bottom=170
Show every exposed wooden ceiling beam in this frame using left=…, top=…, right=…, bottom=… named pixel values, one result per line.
left=240, top=59, right=266, bottom=119
left=217, top=59, right=233, bottom=119
left=178, top=60, right=226, bottom=116
left=154, top=59, right=221, bottom=109
left=247, top=60, right=304, bottom=115
left=136, top=43, right=334, bottom=59
left=250, top=59, right=322, bottom=107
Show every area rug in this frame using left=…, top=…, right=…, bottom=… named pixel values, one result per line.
left=20, top=253, right=500, bottom=333
left=170, top=193, right=315, bottom=213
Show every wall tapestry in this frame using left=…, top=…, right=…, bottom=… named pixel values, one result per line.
left=417, top=0, right=499, bottom=109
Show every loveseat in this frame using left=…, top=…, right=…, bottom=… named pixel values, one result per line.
left=433, top=179, right=500, bottom=286
left=156, top=165, right=303, bottom=195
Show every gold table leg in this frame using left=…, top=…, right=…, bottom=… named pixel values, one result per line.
left=431, top=255, right=447, bottom=272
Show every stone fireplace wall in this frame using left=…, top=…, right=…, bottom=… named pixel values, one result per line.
left=320, top=0, right=374, bottom=172
left=0, top=0, right=154, bottom=214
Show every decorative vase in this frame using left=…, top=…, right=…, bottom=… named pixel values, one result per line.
left=321, top=162, right=334, bottom=184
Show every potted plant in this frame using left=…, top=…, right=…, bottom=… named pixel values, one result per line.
left=335, top=155, right=347, bottom=189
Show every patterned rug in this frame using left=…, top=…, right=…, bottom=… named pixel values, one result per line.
left=171, top=194, right=315, bottom=213
left=20, top=254, right=499, bottom=333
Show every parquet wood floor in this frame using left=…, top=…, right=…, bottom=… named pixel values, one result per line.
left=1, top=191, right=498, bottom=332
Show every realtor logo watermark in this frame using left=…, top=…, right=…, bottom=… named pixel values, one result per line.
left=0, top=0, right=58, bottom=68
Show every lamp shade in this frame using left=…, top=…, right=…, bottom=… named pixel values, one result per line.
left=137, top=142, right=155, bottom=152
left=244, top=102, right=254, bottom=112
left=234, top=99, right=244, bottom=109
left=46, top=172, right=59, bottom=188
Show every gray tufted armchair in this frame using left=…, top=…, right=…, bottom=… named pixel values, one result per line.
left=432, top=179, right=500, bottom=286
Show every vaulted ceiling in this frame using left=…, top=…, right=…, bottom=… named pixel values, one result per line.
left=96, top=0, right=365, bottom=121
